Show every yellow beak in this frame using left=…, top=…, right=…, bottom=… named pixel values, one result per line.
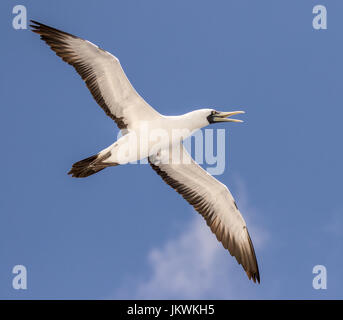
left=212, top=111, right=245, bottom=123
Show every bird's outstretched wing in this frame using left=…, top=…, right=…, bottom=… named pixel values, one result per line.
left=30, top=20, right=160, bottom=131
left=149, top=145, right=260, bottom=283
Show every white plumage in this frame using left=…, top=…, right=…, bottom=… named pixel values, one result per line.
left=31, top=20, right=260, bottom=283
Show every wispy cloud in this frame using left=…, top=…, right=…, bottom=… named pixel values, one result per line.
left=112, top=178, right=266, bottom=299
left=134, top=216, right=230, bottom=299
left=234, top=176, right=269, bottom=248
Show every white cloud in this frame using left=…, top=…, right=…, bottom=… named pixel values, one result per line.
left=135, top=216, right=229, bottom=299
left=112, top=178, right=267, bottom=299
left=234, top=176, right=269, bottom=248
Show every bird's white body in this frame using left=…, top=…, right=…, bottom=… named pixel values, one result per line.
left=102, top=110, right=213, bottom=164
left=31, top=21, right=260, bottom=283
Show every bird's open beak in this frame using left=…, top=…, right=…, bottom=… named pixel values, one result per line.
left=212, top=111, right=245, bottom=123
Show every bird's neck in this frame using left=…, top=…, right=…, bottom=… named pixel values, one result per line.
left=163, top=112, right=208, bottom=134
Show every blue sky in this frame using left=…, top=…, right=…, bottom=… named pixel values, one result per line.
left=1, top=0, right=342, bottom=299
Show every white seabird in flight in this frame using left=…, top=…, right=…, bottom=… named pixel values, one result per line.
left=31, top=20, right=260, bottom=283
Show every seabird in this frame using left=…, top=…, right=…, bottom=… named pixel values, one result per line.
left=31, top=20, right=260, bottom=283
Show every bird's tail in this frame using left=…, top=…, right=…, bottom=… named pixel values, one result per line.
left=68, top=152, right=118, bottom=178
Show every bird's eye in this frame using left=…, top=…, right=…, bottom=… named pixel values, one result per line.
left=211, top=111, right=216, bottom=115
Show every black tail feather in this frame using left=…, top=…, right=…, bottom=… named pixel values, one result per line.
left=68, top=153, right=117, bottom=178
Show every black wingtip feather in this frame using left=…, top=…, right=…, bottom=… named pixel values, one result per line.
left=29, top=20, right=77, bottom=39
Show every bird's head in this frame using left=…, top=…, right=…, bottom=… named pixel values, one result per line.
left=182, top=108, right=245, bottom=133
left=206, top=109, right=245, bottom=124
